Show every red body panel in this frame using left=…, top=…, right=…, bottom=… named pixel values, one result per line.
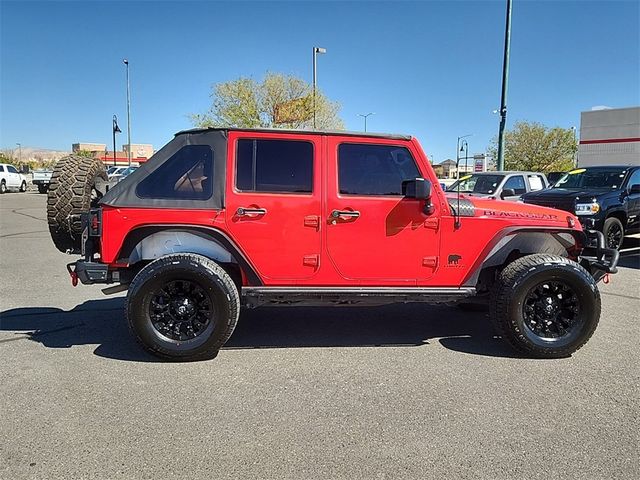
left=99, top=134, right=583, bottom=288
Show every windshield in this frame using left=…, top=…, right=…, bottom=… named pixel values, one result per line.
left=447, top=174, right=505, bottom=194
left=553, top=168, right=628, bottom=190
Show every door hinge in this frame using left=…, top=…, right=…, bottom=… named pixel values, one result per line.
left=303, top=254, right=320, bottom=268
left=423, top=217, right=439, bottom=230
left=422, top=256, right=438, bottom=268
left=304, top=215, right=320, bottom=230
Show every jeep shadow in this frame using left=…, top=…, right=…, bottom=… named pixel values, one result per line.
left=0, top=300, right=518, bottom=361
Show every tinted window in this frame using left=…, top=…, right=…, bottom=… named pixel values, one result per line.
left=236, top=139, right=313, bottom=193
left=7, top=165, right=18, bottom=174
left=554, top=168, right=627, bottom=190
left=136, top=145, right=213, bottom=200
left=504, top=175, right=526, bottom=195
left=0, top=165, right=4, bottom=172
left=447, top=174, right=505, bottom=194
left=338, top=144, right=420, bottom=196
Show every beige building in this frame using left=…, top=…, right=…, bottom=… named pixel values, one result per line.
left=123, top=144, right=154, bottom=159
left=72, top=143, right=107, bottom=154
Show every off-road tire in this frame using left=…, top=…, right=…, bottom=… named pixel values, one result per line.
left=126, top=253, right=240, bottom=362
left=46, top=155, right=107, bottom=253
left=37, top=184, right=48, bottom=194
left=19, top=180, right=27, bottom=192
left=603, top=217, right=624, bottom=250
left=490, top=254, right=600, bottom=358
left=0, top=180, right=6, bottom=194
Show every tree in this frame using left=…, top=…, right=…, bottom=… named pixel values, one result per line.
left=191, top=72, right=344, bottom=130
left=489, top=121, right=577, bottom=173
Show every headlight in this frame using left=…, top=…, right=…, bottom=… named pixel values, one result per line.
left=575, top=202, right=600, bottom=215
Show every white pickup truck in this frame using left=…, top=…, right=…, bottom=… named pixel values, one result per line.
left=32, top=169, right=53, bottom=193
left=0, top=163, right=28, bottom=193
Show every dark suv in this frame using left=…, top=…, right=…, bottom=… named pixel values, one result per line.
left=521, top=166, right=640, bottom=249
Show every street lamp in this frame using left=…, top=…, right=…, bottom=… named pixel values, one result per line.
left=112, top=115, right=122, bottom=167
left=456, top=134, right=473, bottom=179
left=358, top=112, right=375, bottom=132
left=460, top=140, right=469, bottom=175
left=312, top=47, right=326, bottom=129
left=123, top=59, right=132, bottom=167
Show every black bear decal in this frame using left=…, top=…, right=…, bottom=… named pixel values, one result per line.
left=448, top=254, right=462, bottom=265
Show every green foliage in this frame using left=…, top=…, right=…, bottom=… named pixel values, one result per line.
left=191, top=72, right=344, bottom=130
left=489, top=121, right=577, bottom=173
left=75, top=150, right=96, bottom=158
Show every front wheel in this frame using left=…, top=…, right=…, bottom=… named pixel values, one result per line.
left=603, top=217, right=624, bottom=250
left=126, top=253, right=240, bottom=361
left=491, top=254, right=600, bottom=358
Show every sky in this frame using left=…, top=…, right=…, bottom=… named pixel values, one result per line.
left=1, top=0, right=639, bottom=163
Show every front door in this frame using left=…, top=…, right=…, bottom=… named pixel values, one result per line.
left=325, top=137, right=441, bottom=284
left=225, top=132, right=322, bottom=281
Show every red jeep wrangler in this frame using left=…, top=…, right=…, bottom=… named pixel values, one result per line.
left=47, top=128, right=619, bottom=361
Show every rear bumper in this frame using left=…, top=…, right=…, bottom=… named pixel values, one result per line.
left=67, top=261, right=111, bottom=285
left=580, top=229, right=619, bottom=281
left=32, top=179, right=50, bottom=185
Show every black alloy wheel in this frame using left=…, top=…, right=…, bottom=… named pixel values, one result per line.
left=523, top=281, right=579, bottom=340
left=149, top=279, right=214, bottom=341
left=604, top=218, right=624, bottom=250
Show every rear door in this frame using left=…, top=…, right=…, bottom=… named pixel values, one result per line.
left=225, top=132, right=322, bottom=281
left=325, top=137, right=441, bottom=283
left=625, top=168, right=640, bottom=232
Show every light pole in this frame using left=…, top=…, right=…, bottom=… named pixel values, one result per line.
left=123, top=59, right=132, bottom=167
left=312, top=47, right=326, bottom=129
left=456, top=134, right=473, bottom=179
left=571, top=126, right=578, bottom=166
left=112, top=115, right=122, bottom=167
left=16, top=143, right=21, bottom=164
left=496, top=0, right=513, bottom=171
left=358, top=112, right=375, bottom=132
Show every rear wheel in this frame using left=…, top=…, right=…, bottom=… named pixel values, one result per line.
left=126, top=253, right=240, bottom=361
left=37, top=184, right=48, bottom=194
left=603, top=217, right=624, bottom=250
left=491, top=254, right=600, bottom=358
left=46, top=155, right=107, bottom=253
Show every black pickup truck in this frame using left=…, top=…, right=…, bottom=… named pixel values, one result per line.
left=521, top=165, right=640, bottom=249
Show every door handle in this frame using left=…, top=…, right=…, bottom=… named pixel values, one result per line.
left=236, top=207, right=267, bottom=217
left=331, top=209, right=360, bottom=219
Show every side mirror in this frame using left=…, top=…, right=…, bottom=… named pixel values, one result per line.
left=402, top=178, right=432, bottom=200
left=630, top=184, right=640, bottom=195
left=500, top=188, right=516, bottom=199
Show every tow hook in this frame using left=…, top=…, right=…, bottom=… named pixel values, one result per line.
left=66, top=262, right=79, bottom=287
left=603, top=273, right=610, bottom=285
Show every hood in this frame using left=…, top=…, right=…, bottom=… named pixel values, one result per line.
left=522, top=188, right=597, bottom=201
left=447, top=193, right=580, bottom=230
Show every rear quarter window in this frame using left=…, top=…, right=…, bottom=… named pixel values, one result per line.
left=136, top=145, right=213, bottom=200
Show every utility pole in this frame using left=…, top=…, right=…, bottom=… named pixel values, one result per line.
left=123, top=59, right=132, bottom=167
left=496, top=0, right=512, bottom=171
left=312, top=47, right=326, bottom=129
left=16, top=143, right=22, bottom=164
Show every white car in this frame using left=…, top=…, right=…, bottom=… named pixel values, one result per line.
left=0, top=163, right=28, bottom=194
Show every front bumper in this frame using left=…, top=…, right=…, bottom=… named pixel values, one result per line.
left=580, top=229, right=619, bottom=282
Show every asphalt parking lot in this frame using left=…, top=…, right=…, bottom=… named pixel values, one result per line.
left=1, top=192, right=638, bottom=480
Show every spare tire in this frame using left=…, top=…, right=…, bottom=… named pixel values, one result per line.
left=47, top=155, right=107, bottom=253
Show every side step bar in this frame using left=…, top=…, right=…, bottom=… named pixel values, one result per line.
left=242, top=287, right=476, bottom=308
